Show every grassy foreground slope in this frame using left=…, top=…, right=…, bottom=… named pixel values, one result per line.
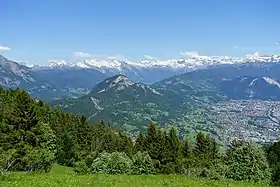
left=0, top=165, right=268, bottom=187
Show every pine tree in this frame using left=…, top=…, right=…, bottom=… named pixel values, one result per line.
left=57, top=132, right=78, bottom=167
left=168, top=128, right=180, bottom=163
left=117, top=131, right=134, bottom=158
left=135, top=132, right=145, bottom=152
left=210, top=138, right=219, bottom=160
left=145, top=122, right=160, bottom=160
left=182, top=140, right=192, bottom=158
left=194, top=132, right=211, bottom=159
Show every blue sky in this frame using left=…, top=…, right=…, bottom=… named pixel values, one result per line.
left=1, top=0, right=280, bottom=64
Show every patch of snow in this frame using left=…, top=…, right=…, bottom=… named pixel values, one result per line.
left=90, top=97, right=103, bottom=110
left=263, top=77, right=280, bottom=89
left=140, top=84, right=147, bottom=93
left=116, top=85, right=126, bottom=91
left=147, top=86, right=162, bottom=95
left=249, top=78, right=258, bottom=86
left=98, top=89, right=106, bottom=93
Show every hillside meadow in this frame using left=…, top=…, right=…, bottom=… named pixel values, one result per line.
left=0, top=165, right=268, bottom=187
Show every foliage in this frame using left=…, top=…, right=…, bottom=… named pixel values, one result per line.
left=90, top=152, right=132, bottom=174
left=134, top=132, right=145, bottom=152
left=265, top=141, right=280, bottom=186
left=0, top=148, right=18, bottom=174
left=225, top=140, right=271, bottom=184
left=131, top=151, right=155, bottom=174
left=22, top=147, right=55, bottom=172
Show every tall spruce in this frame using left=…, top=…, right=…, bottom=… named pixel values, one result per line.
left=145, top=122, right=161, bottom=160
left=135, top=132, right=145, bottom=152
left=182, top=140, right=192, bottom=158
left=168, top=128, right=180, bottom=163
left=194, top=132, right=211, bottom=159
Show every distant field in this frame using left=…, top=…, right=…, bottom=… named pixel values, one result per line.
left=0, top=165, right=268, bottom=187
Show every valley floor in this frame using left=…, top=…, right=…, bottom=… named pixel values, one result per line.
left=0, top=165, right=268, bottom=187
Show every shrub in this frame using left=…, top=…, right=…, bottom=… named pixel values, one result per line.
left=0, top=148, right=18, bottom=174
left=74, top=152, right=98, bottom=174
left=22, top=147, right=55, bottom=172
left=74, top=161, right=89, bottom=174
left=181, top=157, right=227, bottom=180
left=91, top=152, right=132, bottom=174
left=131, top=151, right=155, bottom=174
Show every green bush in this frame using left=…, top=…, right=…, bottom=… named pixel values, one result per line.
left=0, top=148, right=18, bottom=174
left=73, top=161, right=89, bottom=174
left=22, top=147, right=55, bottom=172
left=181, top=157, right=227, bottom=180
left=131, top=152, right=155, bottom=174
left=91, top=152, right=132, bottom=174
left=226, top=140, right=271, bottom=184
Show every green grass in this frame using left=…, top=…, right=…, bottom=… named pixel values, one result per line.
left=0, top=165, right=269, bottom=187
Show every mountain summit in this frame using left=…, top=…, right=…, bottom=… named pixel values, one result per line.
left=54, top=74, right=166, bottom=131
left=90, top=74, right=162, bottom=96
left=0, top=55, right=57, bottom=100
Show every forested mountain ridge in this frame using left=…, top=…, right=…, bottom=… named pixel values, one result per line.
left=52, top=75, right=168, bottom=132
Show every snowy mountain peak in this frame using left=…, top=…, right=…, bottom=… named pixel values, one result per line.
left=31, top=53, right=280, bottom=71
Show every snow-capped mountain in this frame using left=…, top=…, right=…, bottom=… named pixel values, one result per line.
left=31, top=53, right=280, bottom=85
left=32, top=53, right=280, bottom=70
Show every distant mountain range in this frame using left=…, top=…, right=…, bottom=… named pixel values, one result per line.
left=0, top=55, right=60, bottom=100
left=30, top=53, right=280, bottom=85
left=2, top=54, right=280, bottom=144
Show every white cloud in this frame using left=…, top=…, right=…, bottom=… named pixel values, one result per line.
left=107, top=54, right=126, bottom=60
left=276, top=42, right=279, bottom=45
left=246, top=52, right=262, bottom=58
left=144, top=55, right=157, bottom=60
left=0, top=45, right=11, bottom=51
left=180, top=51, right=200, bottom=58
left=73, top=51, right=92, bottom=58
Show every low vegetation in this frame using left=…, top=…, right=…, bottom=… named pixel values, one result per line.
left=0, top=165, right=269, bottom=187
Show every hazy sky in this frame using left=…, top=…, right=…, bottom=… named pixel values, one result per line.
left=1, top=0, right=280, bottom=64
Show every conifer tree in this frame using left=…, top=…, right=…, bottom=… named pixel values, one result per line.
left=145, top=122, right=161, bottom=160
left=117, top=131, right=134, bottom=158
left=135, top=132, right=145, bottom=152
left=168, top=128, right=180, bottom=163
left=57, top=132, right=78, bottom=167
left=210, top=138, right=219, bottom=160
left=194, top=132, right=211, bottom=159
left=182, top=140, right=192, bottom=158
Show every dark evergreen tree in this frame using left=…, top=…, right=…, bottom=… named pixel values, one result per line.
left=182, top=140, right=192, bottom=158
left=134, top=132, right=145, bottom=152
left=57, top=132, right=77, bottom=167
left=194, top=132, right=211, bottom=159
left=168, top=128, right=180, bottom=163
left=210, top=138, right=219, bottom=160
left=117, top=131, right=134, bottom=158
left=145, top=122, right=161, bottom=160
